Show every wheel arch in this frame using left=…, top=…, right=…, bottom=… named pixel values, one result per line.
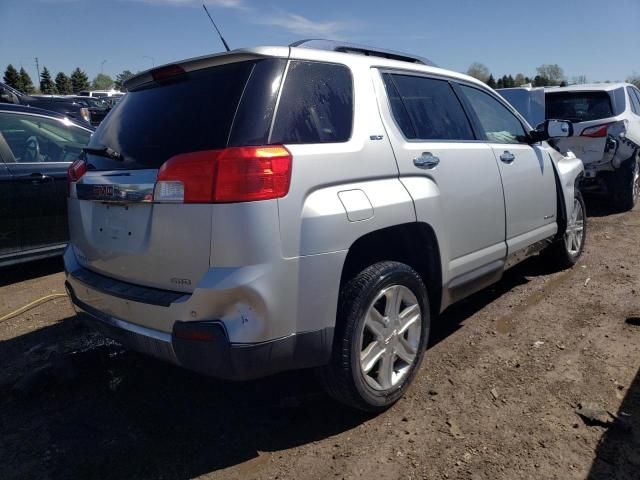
left=339, top=222, right=443, bottom=318
left=548, top=149, right=584, bottom=238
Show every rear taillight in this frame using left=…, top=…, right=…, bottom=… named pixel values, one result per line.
left=581, top=124, right=609, bottom=138
left=67, top=159, right=87, bottom=196
left=154, top=145, right=292, bottom=204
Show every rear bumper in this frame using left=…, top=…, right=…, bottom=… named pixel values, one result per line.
left=64, top=262, right=334, bottom=381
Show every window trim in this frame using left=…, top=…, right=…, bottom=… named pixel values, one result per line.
left=456, top=82, right=533, bottom=145
left=268, top=59, right=355, bottom=145
left=378, top=69, right=481, bottom=144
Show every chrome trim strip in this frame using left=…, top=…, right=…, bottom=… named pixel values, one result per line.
left=76, top=183, right=155, bottom=203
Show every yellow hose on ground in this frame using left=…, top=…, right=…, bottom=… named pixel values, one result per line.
left=0, top=293, right=68, bottom=323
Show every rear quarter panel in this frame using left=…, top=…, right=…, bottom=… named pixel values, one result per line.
left=277, top=57, right=417, bottom=259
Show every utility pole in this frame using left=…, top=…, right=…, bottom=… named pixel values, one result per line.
left=34, top=57, right=40, bottom=84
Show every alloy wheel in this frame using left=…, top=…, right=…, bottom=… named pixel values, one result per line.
left=564, top=197, right=585, bottom=256
left=357, top=285, right=422, bottom=391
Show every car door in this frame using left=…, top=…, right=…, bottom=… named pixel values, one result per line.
left=0, top=138, right=19, bottom=257
left=458, top=84, right=557, bottom=254
left=373, top=71, right=507, bottom=297
left=0, top=111, right=91, bottom=252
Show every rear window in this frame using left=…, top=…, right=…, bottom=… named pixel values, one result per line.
left=545, top=91, right=614, bottom=122
left=87, top=59, right=285, bottom=170
left=270, top=61, right=353, bottom=144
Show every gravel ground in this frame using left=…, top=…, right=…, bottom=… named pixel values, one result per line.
left=0, top=198, right=638, bottom=480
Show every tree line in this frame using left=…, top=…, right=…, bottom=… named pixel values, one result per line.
left=467, top=62, right=640, bottom=89
left=2, top=64, right=135, bottom=95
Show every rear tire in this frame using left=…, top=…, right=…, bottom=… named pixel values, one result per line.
left=319, top=261, right=430, bottom=412
left=545, top=189, right=586, bottom=269
left=612, top=152, right=639, bottom=211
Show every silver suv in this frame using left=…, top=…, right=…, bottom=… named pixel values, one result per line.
left=64, top=40, right=585, bottom=411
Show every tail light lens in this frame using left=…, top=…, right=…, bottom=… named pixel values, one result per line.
left=154, top=145, right=292, bottom=204
left=67, top=159, right=87, bottom=196
left=581, top=124, right=609, bottom=138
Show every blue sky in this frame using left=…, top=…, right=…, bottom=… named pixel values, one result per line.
left=1, top=0, right=638, bottom=84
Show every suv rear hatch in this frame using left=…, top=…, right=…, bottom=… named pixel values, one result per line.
left=545, top=90, right=624, bottom=164
left=68, top=55, right=288, bottom=292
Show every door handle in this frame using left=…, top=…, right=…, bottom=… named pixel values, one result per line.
left=413, top=152, right=440, bottom=169
left=16, top=173, right=54, bottom=184
left=500, top=151, right=515, bottom=164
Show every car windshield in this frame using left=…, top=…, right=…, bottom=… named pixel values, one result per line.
left=545, top=91, right=613, bottom=122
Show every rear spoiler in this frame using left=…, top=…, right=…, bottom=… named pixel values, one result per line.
left=124, top=46, right=290, bottom=91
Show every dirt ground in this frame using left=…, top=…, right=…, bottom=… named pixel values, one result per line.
left=1, top=198, right=639, bottom=480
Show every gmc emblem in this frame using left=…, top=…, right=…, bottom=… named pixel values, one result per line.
left=93, top=185, right=114, bottom=197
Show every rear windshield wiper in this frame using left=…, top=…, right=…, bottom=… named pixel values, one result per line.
left=83, top=146, right=124, bottom=161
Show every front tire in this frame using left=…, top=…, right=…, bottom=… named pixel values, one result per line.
left=545, top=189, right=586, bottom=268
left=320, top=261, right=430, bottom=412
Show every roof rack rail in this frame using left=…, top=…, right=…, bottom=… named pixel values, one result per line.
left=290, top=39, right=437, bottom=67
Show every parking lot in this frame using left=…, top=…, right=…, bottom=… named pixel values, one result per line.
left=0, top=198, right=637, bottom=480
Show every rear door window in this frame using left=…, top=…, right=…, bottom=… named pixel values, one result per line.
left=459, top=85, right=528, bottom=144
left=545, top=91, right=614, bottom=122
left=270, top=61, right=353, bottom=144
left=382, top=73, right=474, bottom=141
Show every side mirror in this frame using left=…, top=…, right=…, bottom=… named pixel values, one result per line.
left=532, top=119, right=573, bottom=142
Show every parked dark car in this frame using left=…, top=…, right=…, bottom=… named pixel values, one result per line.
left=0, top=104, right=93, bottom=266
left=65, top=96, right=111, bottom=126
left=0, top=81, right=91, bottom=126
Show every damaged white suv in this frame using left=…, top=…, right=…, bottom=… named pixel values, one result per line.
left=545, top=83, right=640, bottom=210
left=64, top=40, right=585, bottom=411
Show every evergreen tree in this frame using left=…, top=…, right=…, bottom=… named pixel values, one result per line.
left=70, top=67, right=90, bottom=93
left=533, top=75, right=550, bottom=87
left=17, top=67, right=35, bottom=94
left=496, top=78, right=504, bottom=89
left=3, top=64, right=20, bottom=89
left=114, top=70, right=135, bottom=90
left=486, top=74, right=496, bottom=89
left=507, top=75, right=515, bottom=88
left=55, top=72, right=73, bottom=95
left=501, top=75, right=509, bottom=88
left=39, top=66, right=56, bottom=94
